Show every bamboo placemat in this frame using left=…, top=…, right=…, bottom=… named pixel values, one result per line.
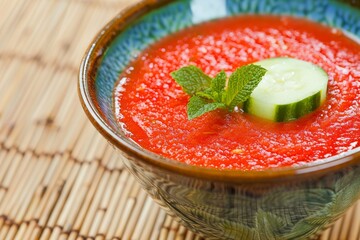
left=0, top=0, right=359, bottom=239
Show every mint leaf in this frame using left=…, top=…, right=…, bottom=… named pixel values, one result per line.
left=196, top=88, right=216, bottom=100
left=211, top=70, right=227, bottom=94
left=211, top=70, right=227, bottom=102
left=187, top=96, right=226, bottom=120
left=225, top=64, right=267, bottom=107
left=171, top=65, right=211, bottom=96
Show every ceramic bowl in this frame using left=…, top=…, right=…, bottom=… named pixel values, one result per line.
left=79, top=0, right=360, bottom=239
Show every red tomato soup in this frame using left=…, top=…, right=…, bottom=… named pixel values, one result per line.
left=114, top=16, right=360, bottom=170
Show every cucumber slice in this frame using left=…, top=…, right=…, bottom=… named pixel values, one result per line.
left=244, top=58, right=328, bottom=122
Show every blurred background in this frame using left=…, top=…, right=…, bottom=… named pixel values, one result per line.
left=0, top=0, right=359, bottom=239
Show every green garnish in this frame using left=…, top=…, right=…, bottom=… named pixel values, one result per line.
left=171, top=64, right=267, bottom=120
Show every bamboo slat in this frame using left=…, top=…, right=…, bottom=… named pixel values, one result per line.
left=0, top=0, right=359, bottom=239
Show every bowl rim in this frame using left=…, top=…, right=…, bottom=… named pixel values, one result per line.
left=78, top=0, right=360, bottom=183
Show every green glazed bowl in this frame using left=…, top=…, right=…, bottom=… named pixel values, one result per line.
left=79, top=0, right=360, bottom=239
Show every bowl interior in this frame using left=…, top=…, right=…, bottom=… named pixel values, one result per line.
left=80, top=0, right=360, bottom=180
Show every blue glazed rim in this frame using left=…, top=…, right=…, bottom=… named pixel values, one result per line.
left=79, top=0, right=360, bottom=183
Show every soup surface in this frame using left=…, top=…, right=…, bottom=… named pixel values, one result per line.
left=114, top=15, right=360, bottom=170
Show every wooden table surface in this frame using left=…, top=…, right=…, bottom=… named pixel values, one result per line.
left=0, top=0, right=359, bottom=239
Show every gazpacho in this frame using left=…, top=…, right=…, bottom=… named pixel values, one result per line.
left=114, top=15, right=360, bottom=170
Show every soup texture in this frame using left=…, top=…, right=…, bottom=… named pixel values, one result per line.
left=114, top=16, right=360, bottom=170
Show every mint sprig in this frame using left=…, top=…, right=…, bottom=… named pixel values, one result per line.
left=171, top=64, right=267, bottom=120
